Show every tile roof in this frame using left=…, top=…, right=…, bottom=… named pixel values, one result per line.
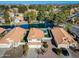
left=15, top=16, right=24, bottom=21
left=27, top=28, right=44, bottom=40
left=51, top=27, right=76, bottom=45
left=0, top=28, right=6, bottom=34
left=0, top=27, right=26, bottom=44
left=51, top=27, right=64, bottom=44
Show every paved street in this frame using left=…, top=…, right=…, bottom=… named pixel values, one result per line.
left=2, top=46, right=23, bottom=58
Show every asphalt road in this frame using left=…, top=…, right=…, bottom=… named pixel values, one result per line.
left=1, top=46, right=23, bottom=58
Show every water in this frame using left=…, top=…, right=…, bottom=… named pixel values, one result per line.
left=0, top=24, right=30, bottom=29
left=0, top=23, right=54, bottom=29
left=30, top=23, right=45, bottom=28
left=30, top=23, right=54, bottom=28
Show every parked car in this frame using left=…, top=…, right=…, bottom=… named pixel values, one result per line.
left=60, top=48, right=69, bottom=56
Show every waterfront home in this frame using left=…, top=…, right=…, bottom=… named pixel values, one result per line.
left=27, top=28, right=44, bottom=48
left=51, top=27, right=77, bottom=48
left=0, top=27, right=26, bottom=48
left=0, top=27, right=6, bottom=34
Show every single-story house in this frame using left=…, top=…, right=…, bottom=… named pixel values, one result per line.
left=51, top=27, right=77, bottom=48
left=0, top=27, right=26, bottom=48
left=27, top=28, right=44, bottom=48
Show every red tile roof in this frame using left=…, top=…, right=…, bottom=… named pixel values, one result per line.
left=51, top=27, right=76, bottom=45
left=27, top=28, right=44, bottom=40
left=0, top=27, right=26, bottom=44
left=0, top=28, right=6, bottom=34
left=15, top=16, right=24, bottom=21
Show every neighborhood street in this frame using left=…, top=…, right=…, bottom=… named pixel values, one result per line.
left=2, top=46, right=23, bottom=58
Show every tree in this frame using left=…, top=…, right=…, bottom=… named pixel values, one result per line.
left=37, top=11, right=49, bottom=21
left=17, top=5, right=28, bottom=13
left=49, top=11, right=55, bottom=21
left=11, top=5, right=28, bottom=13
left=55, top=12, right=65, bottom=24
left=3, top=10, right=10, bottom=24
left=60, top=5, right=72, bottom=11
left=35, top=5, right=47, bottom=11
left=0, top=5, right=9, bottom=10
left=24, top=10, right=37, bottom=23
left=29, top=5, right=36, bottom=9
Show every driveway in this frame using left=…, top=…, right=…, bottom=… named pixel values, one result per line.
left=38, top=41, right=78, bottom=58
left=24, top=48, right=38, bottom=58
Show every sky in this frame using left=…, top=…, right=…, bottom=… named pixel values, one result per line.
left=0, top=1, right=79, bottom=5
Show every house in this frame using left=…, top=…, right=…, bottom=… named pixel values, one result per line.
left=27, top=28, right=44, bottom=48
left=0, top=27, right=6, bottom=35
left=26, top=9, right=38, bottom=15
left=0, top=27, right=26, bottom=48
left=0, top=17, right=5, bottom=24
left=51, top=27, right=77, bottom=48
left=14, top=13, right=24, bottom=23
left=8, top=9, right=24, bottom=23
left=13, top=8, right=18, bottom=13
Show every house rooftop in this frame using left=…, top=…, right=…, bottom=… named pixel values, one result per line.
left=0, top=27, right=6, bottom=34
left=27, top=28, right=44, bottom=40
left=15, top=15, right=24, bottom=21
left=51, top=27, right=76, bottom=45
left=0, top=27, right=26, bottom=44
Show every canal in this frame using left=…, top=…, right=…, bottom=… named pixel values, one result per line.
left=0, top=23, right=54, bottom=29
left=0, top=24, right=30, bottom=29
